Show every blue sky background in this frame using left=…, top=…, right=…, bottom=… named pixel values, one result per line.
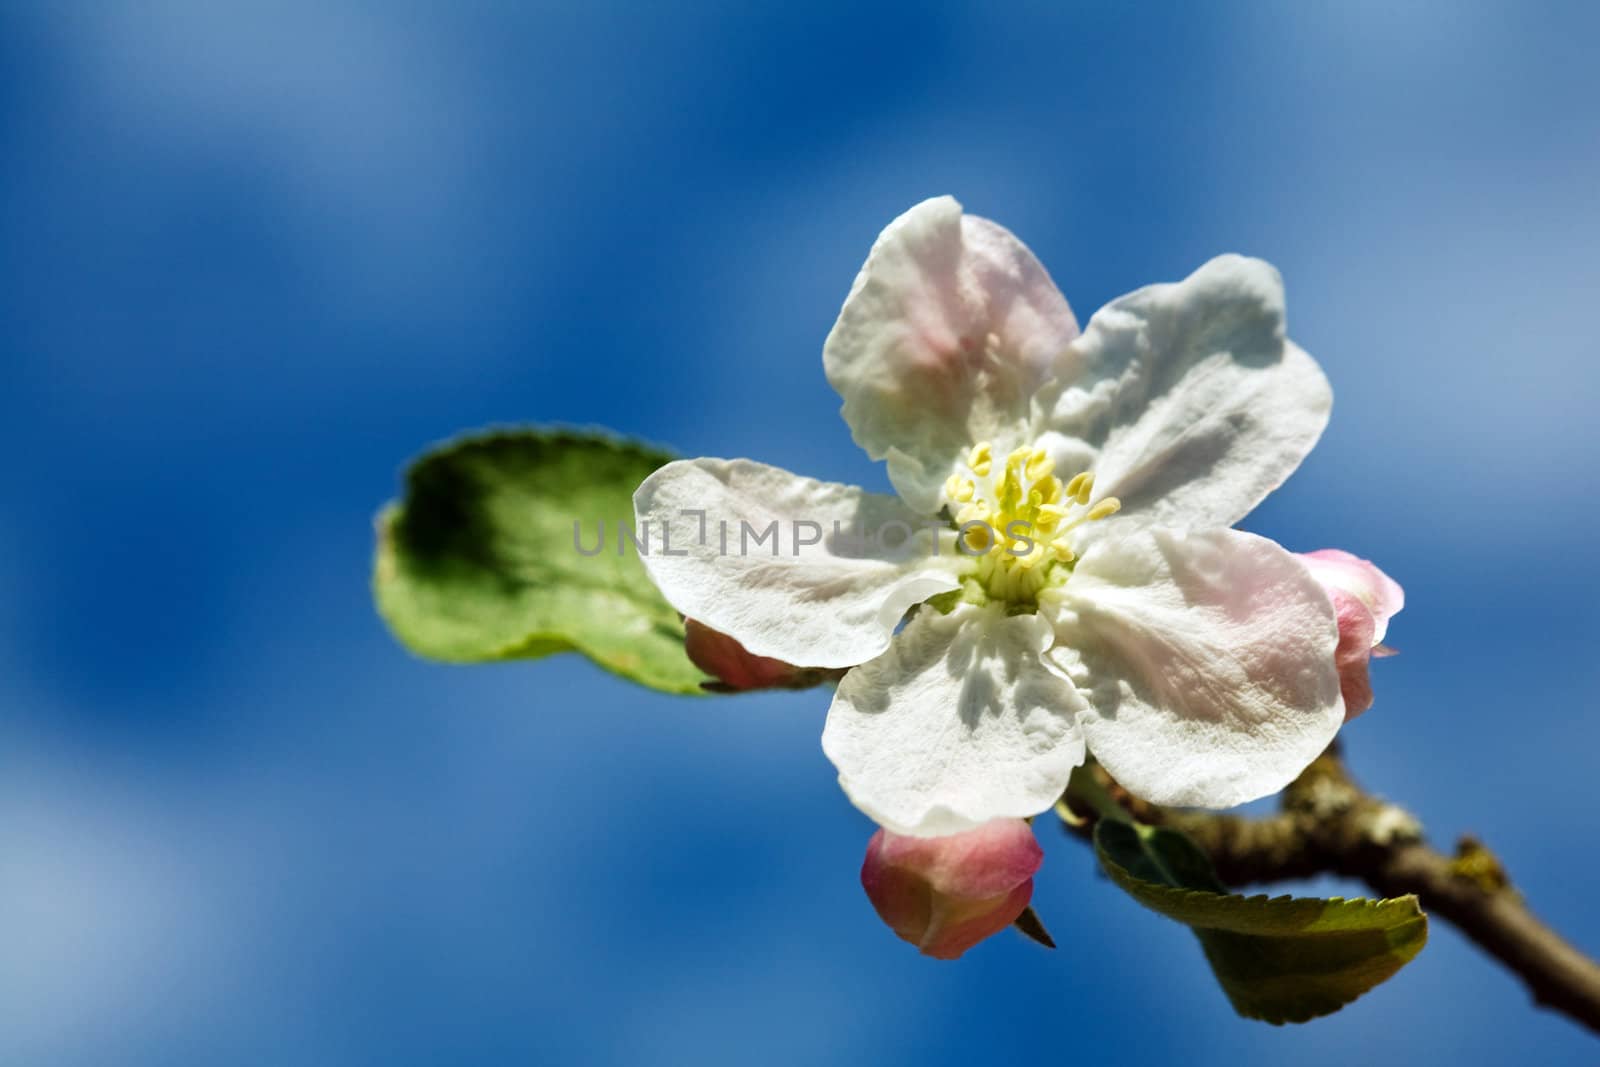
left=3, top=2, right=1598, bottom=1063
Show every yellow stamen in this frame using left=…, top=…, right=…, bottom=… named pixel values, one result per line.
left=955, top=500, right=990, bottom=526
left=1002, top=448, right=1030, bottom=493
left=946, top=445, right=1111, bottom=603
left=1086, top=497, right=1122, bottom=521
left=1026, top=541, right=1050, bottom=567
left=967, top=441, right=993, bottom=477
left=1065, top=471, right=1092, bottom=503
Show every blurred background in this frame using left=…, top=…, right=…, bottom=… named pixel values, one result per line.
left=3, top=1, right=1598, bottom=1063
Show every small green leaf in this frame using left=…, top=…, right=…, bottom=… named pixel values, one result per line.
left=1095, top=819, right=1428, bottom=1024
left=373, top=428, right=709, bottom=694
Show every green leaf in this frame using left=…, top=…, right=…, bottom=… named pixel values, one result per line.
left=373, top=428, right=709, bottom=695
left=1094, top=819, right=1428, bottom=1024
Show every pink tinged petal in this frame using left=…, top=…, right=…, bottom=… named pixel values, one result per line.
left=1296, top=550, right=1404, bottom=719
left=682, top=618, right=804, bottom=691
left=634, top=458, right=960, bottom=670
left=1299, top=549, right=1405, bottom=644
left=823, top=196, right=1081, bottom=515
left=1039, top=255, right=1333, bottom=543
left=861, top=818, right=1043, bottom=960
left=1326, top=588, right=1378, bottom=719
left=822, top=603, right=1087, bottom=837
left=1046, top=528, right=1344, bottom=809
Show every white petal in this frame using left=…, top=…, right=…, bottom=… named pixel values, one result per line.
left=1045, top=527, right=1342, bottom=808
left=822, top=603, right=1087, bottom=836
left=1037, top=255, right=1331, bottom=538
left=633, top=458, right=960, bottom=669
left=824, top=196, right=1081, bottom=514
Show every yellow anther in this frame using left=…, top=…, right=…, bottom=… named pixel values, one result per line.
left=949, top=446, right=1103, bottom=603
left=968, top=441, right=993, bottom=477
left=955, top=501, right=990, bottom=526
left=1015, top=541, right=1048, bottom=569
left=1065, top=471, right=1093, bottom=503
left=1086, top=497, right=1122, bottom=521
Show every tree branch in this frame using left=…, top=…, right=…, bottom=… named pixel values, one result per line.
left=1069, top=749, right=1600, bottom=1035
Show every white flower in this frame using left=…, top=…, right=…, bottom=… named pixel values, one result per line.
left=635, top=196, right=1343, bottom=836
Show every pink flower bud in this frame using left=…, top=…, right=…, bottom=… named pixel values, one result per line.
left=683, top=618, right=805, bottom=691
left=1297, top=549, right=1405, bottom=720
left=860, top=818, right=1043, bottom=960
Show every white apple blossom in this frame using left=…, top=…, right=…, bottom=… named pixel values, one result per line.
left=634, top=196, right=1344, bottom=836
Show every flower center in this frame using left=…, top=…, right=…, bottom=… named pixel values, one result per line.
left=942, top=440, right=1121, bottom=605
